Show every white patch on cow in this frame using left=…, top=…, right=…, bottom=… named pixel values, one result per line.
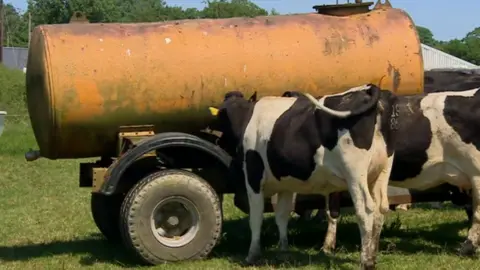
left=99, top=38, right=103, bottom=42
left=165, top=37, right=172, bottom=44
left=126, top=49, right=131, bottom=56
left=244, top=65, right=247, bottom=73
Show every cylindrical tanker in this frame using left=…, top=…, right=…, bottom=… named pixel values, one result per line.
left=26, top=7, right=424, bottom=159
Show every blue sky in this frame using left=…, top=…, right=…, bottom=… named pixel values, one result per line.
left=5, top=0, right=479, bottom=41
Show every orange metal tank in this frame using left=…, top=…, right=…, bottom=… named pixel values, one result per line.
left=26, top=7, right=424, bottom=159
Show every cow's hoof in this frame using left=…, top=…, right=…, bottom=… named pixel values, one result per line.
left=245, top=253, right=261, bottom=265
left=458, top=240, right=477, bottom=257
left=320, top=245, right=335, bottom=255
left=361, top=261, right=376, bottom=270
left=277, top=251, right=292, bottom=262
left=395, top=204, right=409, bottom=211
left=278, top=241, right=289, bottom=251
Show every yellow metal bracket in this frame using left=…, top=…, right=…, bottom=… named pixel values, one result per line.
left=92, top=167, right=108, bottom=193
left=117, top=125, right=156, bottom=157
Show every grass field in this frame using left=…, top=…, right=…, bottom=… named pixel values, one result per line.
left=0, top=66, right=479, bottom=269
left=0, top=118, right=479, bottom=270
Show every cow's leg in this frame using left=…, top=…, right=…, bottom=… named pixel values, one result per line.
left=243, top=150, right=266, bottom=265
left=322, top=193, right=340, bottom=254
left=245, top=186, right=265, bottom=264
left=460, top=177, right=480, bottom=256
left=274, top=191, right=294, bottom=251
left=346, top=174, right=375, bottom=270
left=369, top=157, right=393, bottom=264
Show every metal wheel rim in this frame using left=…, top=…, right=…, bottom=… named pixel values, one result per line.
left=150, top=196, right=200, bottom=248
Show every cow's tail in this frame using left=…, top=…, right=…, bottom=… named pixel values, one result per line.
left=304, top=84, right=381, bottom=118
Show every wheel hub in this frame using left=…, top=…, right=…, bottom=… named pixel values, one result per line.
left=167, top=216, right=179, bottom=226
left=150, top=196, right=200, bottom=247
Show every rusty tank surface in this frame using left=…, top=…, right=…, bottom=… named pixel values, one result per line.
left=26, top=6, right=424, bottom=159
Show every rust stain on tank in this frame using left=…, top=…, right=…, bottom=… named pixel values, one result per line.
left=357, top=23, right=380, bottom=47
left=26, top=8, right=424, bottom=159
left=387, top=62, right=402, bottom=93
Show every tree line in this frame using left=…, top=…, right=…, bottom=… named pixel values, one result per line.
left=417, top=26, right=480, bottom=65
left=2, top=0, right=278, bottom=47
left=1, top=0, right=479, bottom=65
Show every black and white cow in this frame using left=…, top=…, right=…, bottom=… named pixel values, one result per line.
left=424, top=69, right=480, bottom=93
left=319, top=86, right=480, bottom=258
left=209, top=85, right=398, bottom=269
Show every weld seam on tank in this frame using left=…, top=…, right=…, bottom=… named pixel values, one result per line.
left=42, top=27, right=58, bottom=159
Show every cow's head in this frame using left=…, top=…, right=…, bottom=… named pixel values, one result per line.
left=208, top=91, right=257, bottom=156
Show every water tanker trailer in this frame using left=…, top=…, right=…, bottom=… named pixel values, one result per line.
left=24, top=1, right=430, bottom=265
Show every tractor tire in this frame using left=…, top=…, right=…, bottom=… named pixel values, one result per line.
left=119, top=169, right=222, bottom=265
left=91, top=193, right=124, bottom=242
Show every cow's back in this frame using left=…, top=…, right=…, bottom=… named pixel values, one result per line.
left=424, top=69, right=480, bottom=93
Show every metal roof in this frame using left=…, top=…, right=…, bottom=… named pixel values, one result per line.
left=421, top=44, right=478, bottom=70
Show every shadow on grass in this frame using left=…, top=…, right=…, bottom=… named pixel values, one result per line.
left=0, top=214, right=471, bottom=268
left=0, top=234, right=139, bottom=267
left=213, top=214, right=470, bottom=267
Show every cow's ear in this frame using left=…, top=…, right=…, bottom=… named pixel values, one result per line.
left=209, top=107, right=219, bottom=116
left=248, top=91, right=257, bottom=102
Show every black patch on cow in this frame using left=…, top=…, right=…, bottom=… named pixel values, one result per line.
left=245, top=150, right=265, bottom=194
left=215, top=95, right=255, bottom=157
left=378, top=90, right=399, bottom=156
left=212, top=91, right=256, bottom=195
left=443, top=88, right=480, bottom=151
left=322, top=89, right=379, bottom=150
left=328, top=193, right=341, bottom=218
left=267, top=88, right=381, bottom=181
left=389, top=94, right=433, bottom=181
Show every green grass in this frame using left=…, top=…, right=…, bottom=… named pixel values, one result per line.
left=0, top=65, right=479, bottom=269
left=0, top=119, right=479, bottom=270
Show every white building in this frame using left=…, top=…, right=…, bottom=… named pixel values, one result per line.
left=421, top=44, right=479, bottom=70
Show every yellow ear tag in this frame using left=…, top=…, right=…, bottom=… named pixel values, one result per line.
left=209, top=107, right=219, bottom=116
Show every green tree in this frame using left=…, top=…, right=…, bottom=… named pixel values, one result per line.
left=201, top=0, right=268, bottom=19
left=119, top=0, right=167, bottom=22
left=463, top=27, right=480, bottom=65
left=183, top=7, right=203, bottom=19
left=416, top=26, right=437, bottom=46
left=269, top=8, right=280, bottom=16
left=438, top=27, right=480, bottom=65
left=2, top=4, right=29, bottom=47
left=26, top=0, right=126, bottom=25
